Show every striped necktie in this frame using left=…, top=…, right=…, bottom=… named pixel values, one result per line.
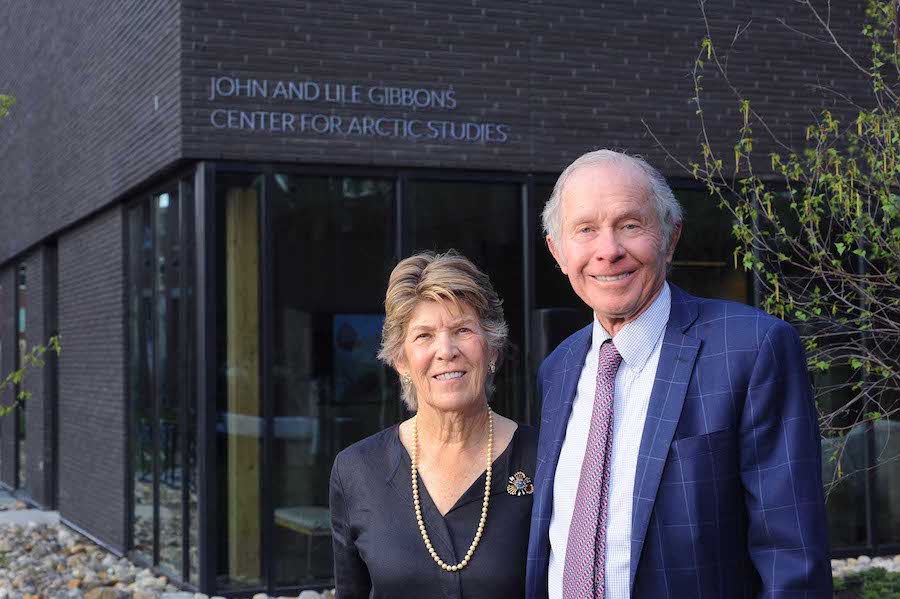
left=562, top=340, right=622, bottom=599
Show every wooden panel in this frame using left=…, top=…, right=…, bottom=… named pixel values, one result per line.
left=225, top=187, right=261, bottom=580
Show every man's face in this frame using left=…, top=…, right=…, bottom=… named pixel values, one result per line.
left=547, top=163, right=680, bottom=336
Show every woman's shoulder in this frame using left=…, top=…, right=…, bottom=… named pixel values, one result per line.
left=511, top=422, right=539, bottom=465
left=332, top=424, right=401, bottom=477
left=514, top=422, right=539, bottom=447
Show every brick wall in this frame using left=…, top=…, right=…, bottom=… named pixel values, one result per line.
left=0, top=1, right=870, bottom=265
left=181, top=0, right=867, bottom=173
left=58, top=208, right=126, bottom=551
left=0, top=0, right=182, bottom=263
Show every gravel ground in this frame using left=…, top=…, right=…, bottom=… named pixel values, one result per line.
left=0, top=500, right=333, bottom=599
left=1, top=498, right=897, bottom=598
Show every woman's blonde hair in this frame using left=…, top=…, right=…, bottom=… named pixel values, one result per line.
left=377, top=250, right=508, bottom=411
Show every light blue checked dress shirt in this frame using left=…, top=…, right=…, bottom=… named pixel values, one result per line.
left=548, top=283, right=671, bottom=599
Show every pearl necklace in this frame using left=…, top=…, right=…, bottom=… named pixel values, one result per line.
left=411, top=408, right=493, bottom=572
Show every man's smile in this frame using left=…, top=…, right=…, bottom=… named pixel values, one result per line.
left=591, top=271, right=635, bottom=282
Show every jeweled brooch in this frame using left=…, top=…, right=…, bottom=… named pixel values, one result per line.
left=507, top=471, right=534, bottom=496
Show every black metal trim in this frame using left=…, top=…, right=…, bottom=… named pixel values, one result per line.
left=44, top=242, right=59, bottom=510
left=522, top=176, right=536, bottom=425
left=150, top=193, right=162, bottom=568
left=12, top=261, right=22, bottom=492
left=178, top=176, right=193, bottom=581
left=195, top=161, right=218, bottom=593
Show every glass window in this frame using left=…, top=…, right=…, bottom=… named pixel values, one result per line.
left=215, top=172, right=265, bottom=590
left=16, top=264, right=26, bottom=490
left=875, top=390, right=900, bottom=547
left=128, top=202, right=154, bottom=560
left=181, top=179, right=199, bottom=586
left=156, top=189, right=184, bottom=577
left=269, top=175, right=397, bottom=587
left=669, top=189, right=749, bottom=304
left=817, top=367, right=868, bottom=548
left=405, top=180, right=526, bottom=421
left=127, top=177, right=197, bottom=581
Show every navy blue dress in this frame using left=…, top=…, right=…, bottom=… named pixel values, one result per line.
left=330, top=423, right=538, bottom=599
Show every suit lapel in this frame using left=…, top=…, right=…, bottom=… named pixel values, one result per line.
left=535, top=325, right=592, bottom=501
left=530, top=323, right=592, bottom=594
left=629, top=285, right=701, bottom=589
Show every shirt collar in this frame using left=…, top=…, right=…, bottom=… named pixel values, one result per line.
left=591, top=282, right=672, bottom=372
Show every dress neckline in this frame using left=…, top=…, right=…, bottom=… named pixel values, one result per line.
left=393, top=422, right=520, bottom=517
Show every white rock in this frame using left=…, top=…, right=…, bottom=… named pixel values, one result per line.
left=298, top=592, right=324, bottom=599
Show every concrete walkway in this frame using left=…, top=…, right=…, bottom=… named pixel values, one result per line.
left=0, top=485, right=59, bottom=525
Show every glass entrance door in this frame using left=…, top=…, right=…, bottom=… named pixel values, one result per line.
left=268, top=175, right=398, bottom=588
left=404, top=180, right=526, bottom=421
left=212, top=169, right=530, bottom=594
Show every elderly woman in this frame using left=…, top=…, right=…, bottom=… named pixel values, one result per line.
left=330, top=250, right=537, bottom=599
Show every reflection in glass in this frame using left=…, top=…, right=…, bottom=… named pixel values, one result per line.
left=156, top=191, right=184, bottom=576
left=216, top=173, right=264, bottom=589
left=128, top=179, right=197, bottom=580
left=669, top=190, right=748, bottom=304
left=181, top=180, right=199, bottom=586
left=817, top=367, right=868, bottom=548
left=270, top=175, right=397, bottom=587
left=16, top=264, right=26, bottom=490
left=406, top=180, right=525, bottom=421
left=875, top=392, right=900, bottom=546
left=129, top=204, right=154, bottom=559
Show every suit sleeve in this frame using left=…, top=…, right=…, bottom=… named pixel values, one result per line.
left=740, top=320, right=832, bottom=597
left=330, top=453, right=373, bottom=599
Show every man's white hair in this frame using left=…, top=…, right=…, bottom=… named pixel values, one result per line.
left=542, top=150, right=684, bottom=252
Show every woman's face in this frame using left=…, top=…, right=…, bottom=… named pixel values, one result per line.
left=396, top=299, right=495, bottom=414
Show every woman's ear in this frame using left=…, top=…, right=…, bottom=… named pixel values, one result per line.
left=393, top=353, right=408, bottom=376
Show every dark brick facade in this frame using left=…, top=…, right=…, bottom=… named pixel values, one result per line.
left=0, top=0, right=182, bottom=263
left=180, top=0, right=866, bottom=173
left=1, top=1, right=868, bottom=265
left=57, top=208, right=127, bottom=552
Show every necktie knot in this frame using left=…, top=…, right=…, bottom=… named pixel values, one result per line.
left=597, top=340, right=622, bottom=382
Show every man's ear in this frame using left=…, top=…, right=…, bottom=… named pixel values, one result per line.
left=665, top=223, right=683, bottom=264
left=547, top=235, right=569, bottom=275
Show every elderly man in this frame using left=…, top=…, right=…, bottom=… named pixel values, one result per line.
left=526, top=150, right=831, bottom=598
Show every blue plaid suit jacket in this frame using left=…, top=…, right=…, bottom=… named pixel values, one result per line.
left=526, top=284, right=832, bottom=598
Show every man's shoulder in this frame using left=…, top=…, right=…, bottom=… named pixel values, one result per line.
left=538, top=323, right=592, bottom=379
left=675, top=287, right=798, bottom=345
